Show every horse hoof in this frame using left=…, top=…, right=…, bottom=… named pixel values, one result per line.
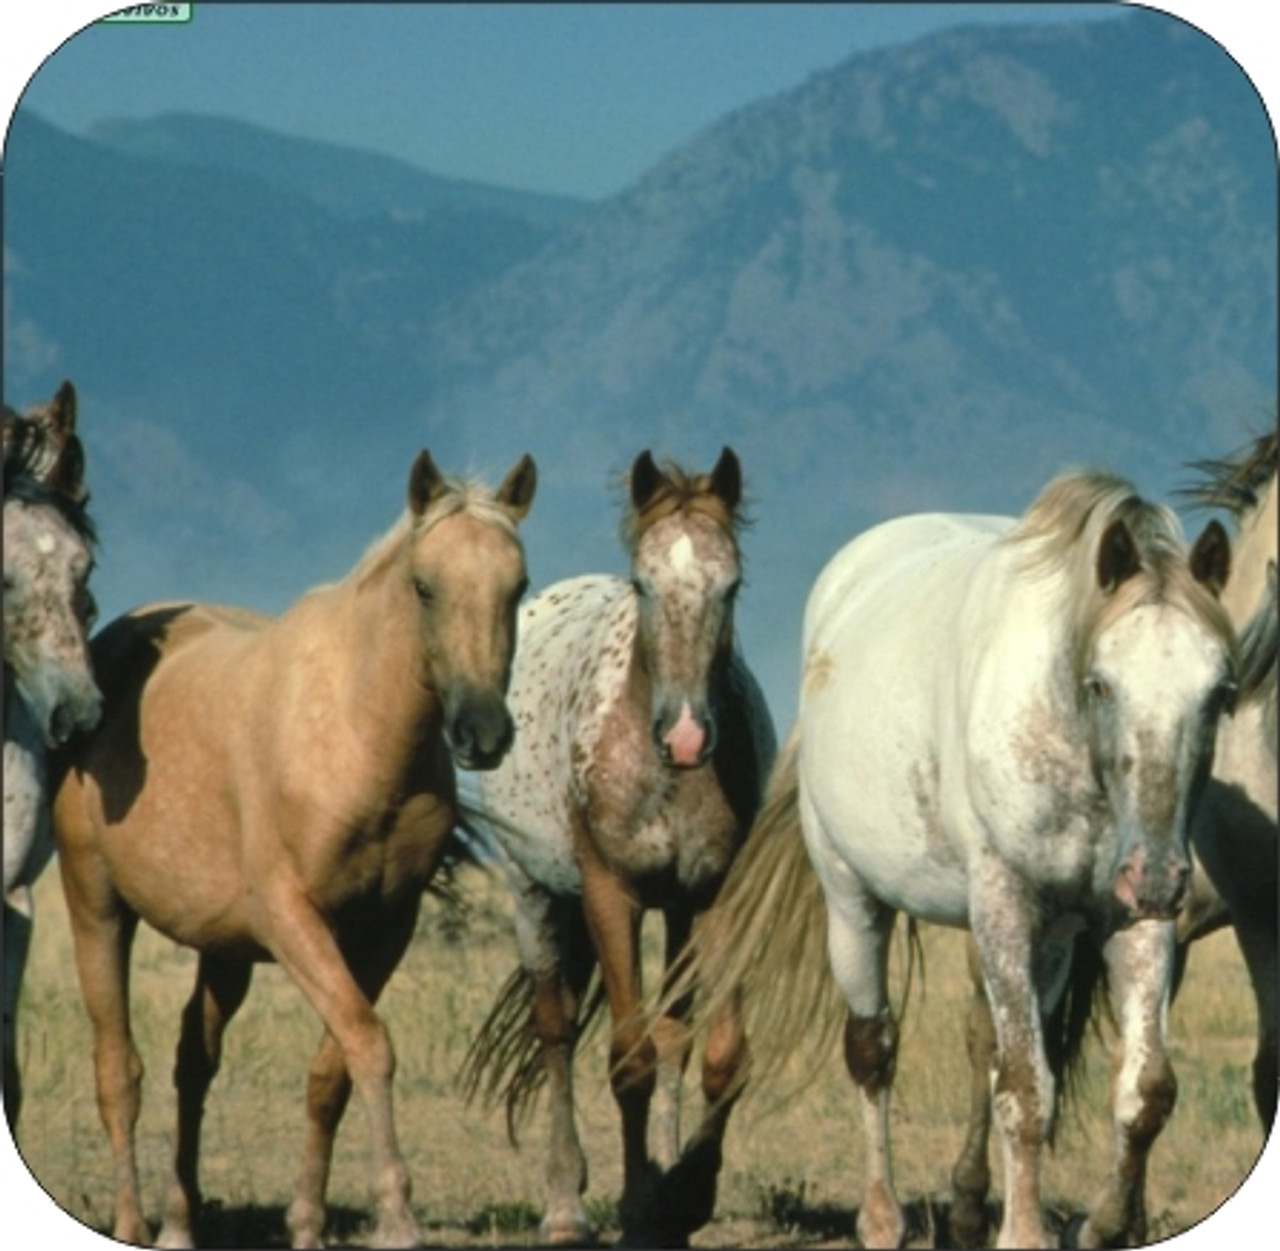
left=538, top=1215, right=597, bottom=1247
left=1060, top=1212, right=1092, bottom=1249
left=154, top=1227, right=196, bottom=1250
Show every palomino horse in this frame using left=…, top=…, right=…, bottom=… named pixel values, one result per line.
left=949, top=436, right=1278, bottom=1248
left=1178, top=432, right=1277, bottom=1121
left=462, top=449, right=775, bottom=1246
left=51, top=450, right=536, bottom=1248
left=3, top=381, right=101, bottom=1127
left=665, top=471, right=1236, bottom=1250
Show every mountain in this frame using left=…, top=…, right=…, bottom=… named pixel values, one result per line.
left=4, top=11, right=1275, bottom=719
left=88, top=112, right=588, bottom=225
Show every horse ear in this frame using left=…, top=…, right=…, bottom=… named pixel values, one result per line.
left=49, top=434, right=88, bottom=503
left=497, top=454, right=537, bottom=521
left=630, top=450, right=665, bottom=511
left=1188, top=518, right=1231, bottom=597
left=407, top=449, right=448, bottom=517
left=48, top=381, right=78, bottom=438
left=709, top=446, right=742, bottom=510
left=1096, top=518, right=1141, bottom=593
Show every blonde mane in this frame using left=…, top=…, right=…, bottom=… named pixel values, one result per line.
left=1002, top=470, right=1237, bottom=685
left=346, top=477, right=522, bottom=589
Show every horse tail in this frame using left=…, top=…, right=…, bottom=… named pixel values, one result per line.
left=1042, top=935, right=1110, bottom=1137
left=653, top=728, right=848, bottom=1106
left=458, top=955, right=608, bottom=1145
left=454, top=795, right=610, bottom=1142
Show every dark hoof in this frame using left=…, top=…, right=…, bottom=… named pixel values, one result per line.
left=1060, top=1212, right=1089, bottom=1249
left=947, top=1197, right=990, bottom=1250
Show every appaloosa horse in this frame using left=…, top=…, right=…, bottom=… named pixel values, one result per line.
left=463, top=448, right=775, bottom=1246
left=666, top=470, right=1236, bottom=1250
left=3, top=381, right=100, bottom=1127
left=948, top=433, right=1277, bottom=1249
left=51, top=449, right=535, bottom=1248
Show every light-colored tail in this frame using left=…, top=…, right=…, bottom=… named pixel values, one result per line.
left=656, top=729, right=847, bottom=1106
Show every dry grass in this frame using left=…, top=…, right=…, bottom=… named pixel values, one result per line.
left=9, top=863, right=1268, bottom=1247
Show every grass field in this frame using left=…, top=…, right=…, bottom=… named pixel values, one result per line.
left=9, top=861, right=1269, bottom=1248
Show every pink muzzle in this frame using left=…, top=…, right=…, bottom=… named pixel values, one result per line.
left=663, top=701, right=708, bottom=767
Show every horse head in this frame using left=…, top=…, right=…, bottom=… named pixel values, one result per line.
left=1080, top=511, right=1237, bottom=920
left=625, top=447, right=744, bottom=770
left=404, top=449, right=536, bottom=771
left=3, top=384, right=100, bottom=746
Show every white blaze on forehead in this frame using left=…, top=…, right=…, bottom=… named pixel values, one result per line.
left=667, top=533, right=696, bottom=574
left=35, top=533, right=57, bottom=555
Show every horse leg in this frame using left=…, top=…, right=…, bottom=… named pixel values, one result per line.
left=1073, top=920, right=1178, bottom=1249
left=649, top=906, right=693, bottom=1171
left=510, top=883, right=597, bottom=1247
left=648, top=908, right=748, bottom=1239
left=156, top=954, right=254, bottom=1249
left=799, top=790, right=905, bottom=1250
left=285, top=899, right=423, bottom=1251
left=833, top=909, right=903, bottom=1250
left=266, top=890, right=420, bottom=1249
left=3, top=888, right=35, bottom=1128
left=949, top=935, right=995, bottom=1250
left=1233, top=914, right=1278, bottom=1130
left=578, top=849, right=660, bottom=1245
left=59, top=859, right=147, bottom=1245
left=969, top=862, right=1054, bottom=1250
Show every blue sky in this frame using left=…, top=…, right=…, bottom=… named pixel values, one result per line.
left=2, top=3, right=1269, bottom=200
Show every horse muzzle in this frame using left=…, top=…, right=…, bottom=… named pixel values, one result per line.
left=40, top=683, right=103, bottom=748
left=1113, top=846, right=1191, bottom=921
left=654, top=700, right=716, bottom=770
left=444, top=693, right=515, bottom=772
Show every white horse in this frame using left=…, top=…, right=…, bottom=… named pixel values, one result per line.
left=667, top=470, right=1236, bottom=1249
left=3, top=382, right=101, bottom=1126
left=947, top=435, right=1277, bottom=1248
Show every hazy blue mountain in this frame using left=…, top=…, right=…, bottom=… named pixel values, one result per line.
left=89, top=112, right=589, bottom=225
left=4, top=11, right=1275, bottom=718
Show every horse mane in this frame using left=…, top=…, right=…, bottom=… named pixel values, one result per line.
left=346, top=475, right=522, bottom=588
left=1002, top=470, right=1236, bottom=687
left=617, top=457, right=749, bottom=555
left=1179, top=430, right=1278, bottom=519
left=2, top=416, right=97, bottom=547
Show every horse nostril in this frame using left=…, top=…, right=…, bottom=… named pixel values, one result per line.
left=49, top=704, right=76, bottom=746
left=449, top=702, right=515, bottom=770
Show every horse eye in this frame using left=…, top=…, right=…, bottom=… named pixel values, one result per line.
left=413, top=578, right=435, bottom=605
left=631, top=577, right=649, bottom=600
left=1215, top=681, right=1238, bottom=716
left=1085, top=674, right=1113, bottom=704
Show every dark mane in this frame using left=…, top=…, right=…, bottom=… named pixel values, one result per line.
left=617, top=457, right=750, bottom=554
left=1180, top=430, right=1278, bottom=519
left=3, top=422, right=97, bottom=546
